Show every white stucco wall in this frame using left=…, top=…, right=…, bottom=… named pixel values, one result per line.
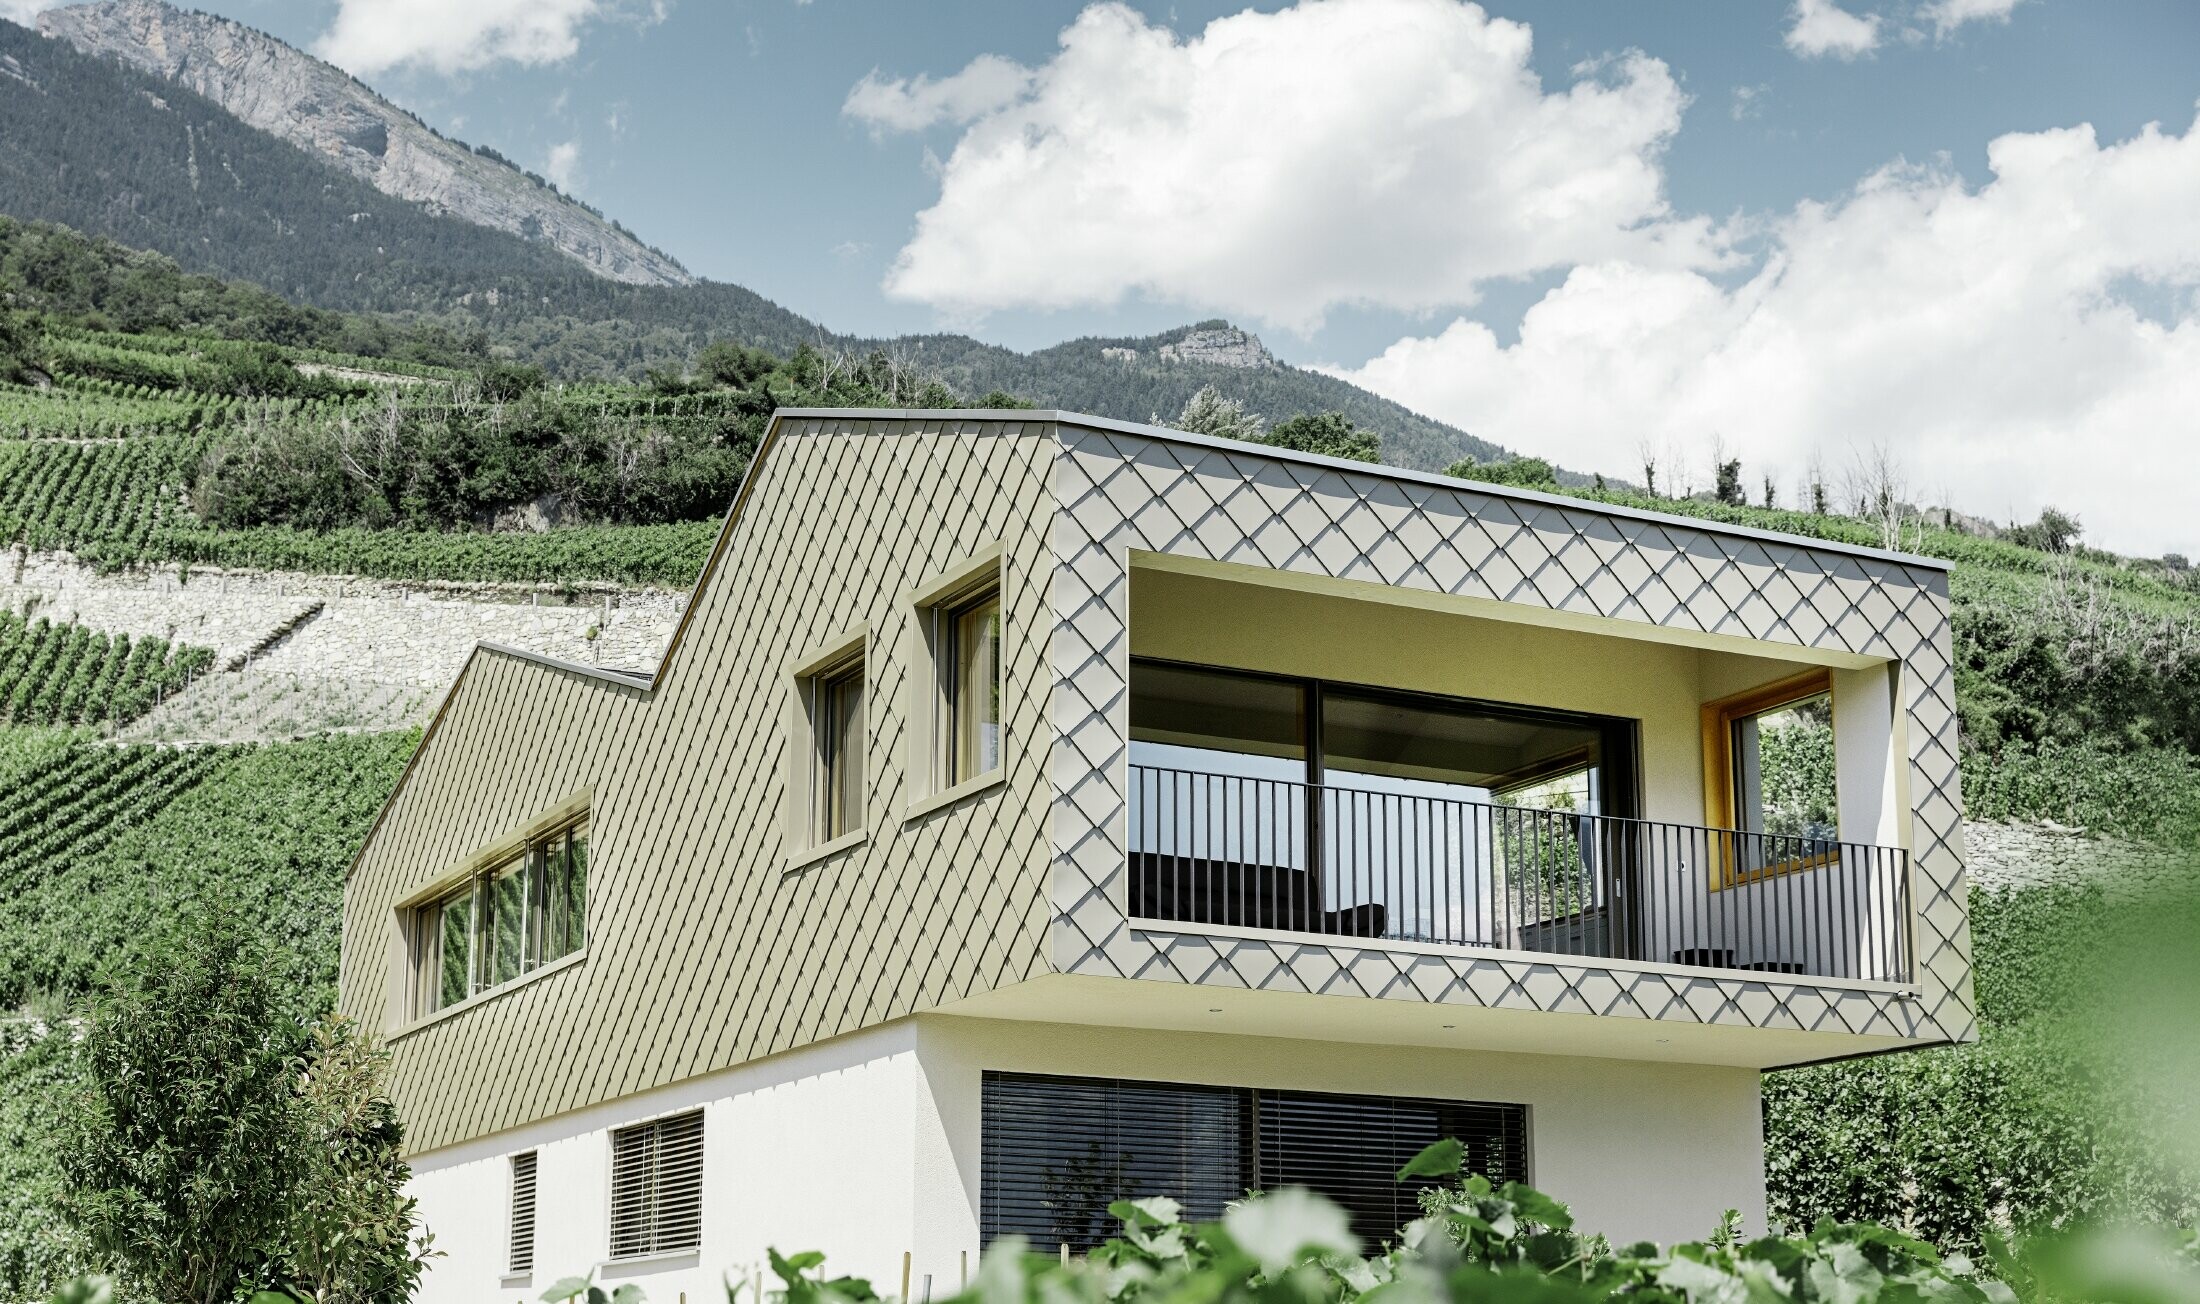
left=406, top=1011, right=1765, bottom=1304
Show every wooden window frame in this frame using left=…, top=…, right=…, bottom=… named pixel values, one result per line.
left=786, top=626, right=870, bottom=867
left=1700, top=667, right=1837, bottom=889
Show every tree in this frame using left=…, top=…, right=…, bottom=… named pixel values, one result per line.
left=1168, top=384, right=1266, bottom=442
left=2007, top=507, right=2082, bottom=555
left=694, top=340, right=777, bottom=389
left=1714, top=457, right=1745, bottom=506
left=1262, top=411, right=1380, bottom=463
left=284, top=1018, right=434, bottom=1304
left=0, top=297, right=35, bottom=384
left=61, top=904, right=306, bottom=1304
left=1445, top=456, right=1559, bottom=490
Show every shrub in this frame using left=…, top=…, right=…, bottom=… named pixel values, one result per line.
left=60, top=904, right=307, bottom=1304
left=56, top=904, right=430, bottom=1304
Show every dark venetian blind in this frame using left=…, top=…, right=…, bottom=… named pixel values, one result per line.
left=979, top=1073, right=1528, bottom=1251
left=1252, top=1088, right=1529, bottom=1244
left=980, top=1072, right=1246, bottom=1250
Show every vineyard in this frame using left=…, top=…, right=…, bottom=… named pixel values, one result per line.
left=0, top=612, right=213, bottom=726
left=0, top=730, right=416, bottom=1010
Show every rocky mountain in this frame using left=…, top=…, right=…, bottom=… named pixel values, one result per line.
left=0, top=5, right=1506, bottom=471
left=888, top=322, right=1510, bottom=472
left=35, top=0, right=690, bottom=287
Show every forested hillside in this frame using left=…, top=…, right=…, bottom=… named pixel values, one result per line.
left=0, top=9, right=1504, bottom=468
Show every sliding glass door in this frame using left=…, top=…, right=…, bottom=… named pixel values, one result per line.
left=1127, top=659, right=1639, bottom=952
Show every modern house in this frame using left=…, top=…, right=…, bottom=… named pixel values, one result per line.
left=337, top=409, right=1974, bottom=1302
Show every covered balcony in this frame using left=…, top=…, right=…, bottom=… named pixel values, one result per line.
left=1122, top=565, right=1918, bottom=988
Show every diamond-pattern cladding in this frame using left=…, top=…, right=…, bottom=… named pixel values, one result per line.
left=346, top=415, right=1972, bottom=1156
left=1046, top=427, right=1974, bottom=1050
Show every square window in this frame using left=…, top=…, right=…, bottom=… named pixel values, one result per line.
left=609, top=1111, right=704, bottom=1259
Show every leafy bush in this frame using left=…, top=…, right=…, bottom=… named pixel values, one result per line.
left=61, top=904, right=310, bottom=1304
left=1767, top=868, right=2200, bottom=1253
left=59, top=906, right=429, bottom=1304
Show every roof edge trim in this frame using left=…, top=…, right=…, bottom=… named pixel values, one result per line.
left=770, top=406, right=1953, bottom=573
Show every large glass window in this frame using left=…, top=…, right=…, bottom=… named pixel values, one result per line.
left=413, top=818, right=590, bottom=1018
left=1707, top=672, right=1838, bottom=882
left=949, top=590, right=1003, bottom=783
left=979, top=1072, right=1528, bottom=1250
left=1127, top=660, right=1635, bottom=945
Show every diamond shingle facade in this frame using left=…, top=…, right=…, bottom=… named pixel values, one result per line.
left=1045, top=425, right=1973, bottom=1048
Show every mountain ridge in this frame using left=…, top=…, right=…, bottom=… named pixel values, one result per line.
left=35, top=0, right=691, bottom=287
left=0, top=4, right=1506, bottom=471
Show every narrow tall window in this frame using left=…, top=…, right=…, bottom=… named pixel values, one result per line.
left=608, top=1111, right=705, bottom=1260
left=409, top=815, right=589, bottom=1019
left=508, top=1151, right=539, bottom=1274
left=948, top=589, right=1002, bottom=783
left=817, top=661, right=866, bottom=841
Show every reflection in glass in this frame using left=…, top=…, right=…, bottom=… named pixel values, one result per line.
left=436, top=886, right=473, bottom=1010
left=1734, top=691, right=1837, bottom=842
left=952, top=593, right=1003, bottom=782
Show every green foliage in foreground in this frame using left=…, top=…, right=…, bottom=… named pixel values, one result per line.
left=0, top=732, right=417, bottom=1294
left=529, top=1142, right=2199, bottom=1304
left=1767, top=865, right=2200, bottom=1253
left=61, top=907, right=428, bottom=1304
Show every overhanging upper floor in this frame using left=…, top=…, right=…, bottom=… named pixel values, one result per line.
left=338, top=410, right=1973, bottom=1154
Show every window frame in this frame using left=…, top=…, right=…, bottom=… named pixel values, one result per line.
left=906, top=545, right=1009, bottom=817
left=786, top=625, right=870, bottom=869
left=607, top=1109, right=706, bottom=1261
left=1700, top=668, right=1839, bottom=889
left=399, top=795, right=592, bottom=1025
left=978, top=1071, right=1529, bottom=1251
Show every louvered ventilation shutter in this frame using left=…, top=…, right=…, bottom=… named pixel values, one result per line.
left=980, top=1072, right=1246, bottom=1251
left=1253, top=1088, right=1528, bottom=1243
left=608, top=1111, right=705, bottom=1258
left=508, top=1151, right=538, bottom=1273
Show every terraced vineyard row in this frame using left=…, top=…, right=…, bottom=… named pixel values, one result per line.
left=0, top=613, right=214, bottom=726
left=0, top=742, right=231, bottom=901
left=0, top=434, right=201, bottom=561
left=0, top=434, right=717, bottom=583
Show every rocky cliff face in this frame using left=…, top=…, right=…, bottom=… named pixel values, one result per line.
left=36, top=0, right=693, bottom=287
left=1158, top=326, right=1275, bottom=369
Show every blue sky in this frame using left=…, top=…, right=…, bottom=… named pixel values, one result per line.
left=74, top=0, right=2200, bottom=552
left=188, top=0, right=2194, bottom=359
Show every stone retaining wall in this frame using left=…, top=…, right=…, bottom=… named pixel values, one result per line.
left=2, top=549, right=685, bottom=687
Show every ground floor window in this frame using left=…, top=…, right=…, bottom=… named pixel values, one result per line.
left=978, top=1072, right=1528, bottom=1250
left=608, top=1110, right=705, bottom=1260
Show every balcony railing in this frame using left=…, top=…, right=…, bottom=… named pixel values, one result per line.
left=1127, top=764, right=1912, bottom=983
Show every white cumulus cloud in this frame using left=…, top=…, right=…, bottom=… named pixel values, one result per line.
left=315, top=0, right=611, bottom=77
left=864, top=0, right=1716, bottom=330
left=844, top=54, right=1034, bottom=133
left=1322, top=114, right=2200, bottom=557
left=544, top=140, right=582, bottom=192
left=1917, top=0, right=2023, bottom=39
left=1785, top=0, right=1882, bottom=59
